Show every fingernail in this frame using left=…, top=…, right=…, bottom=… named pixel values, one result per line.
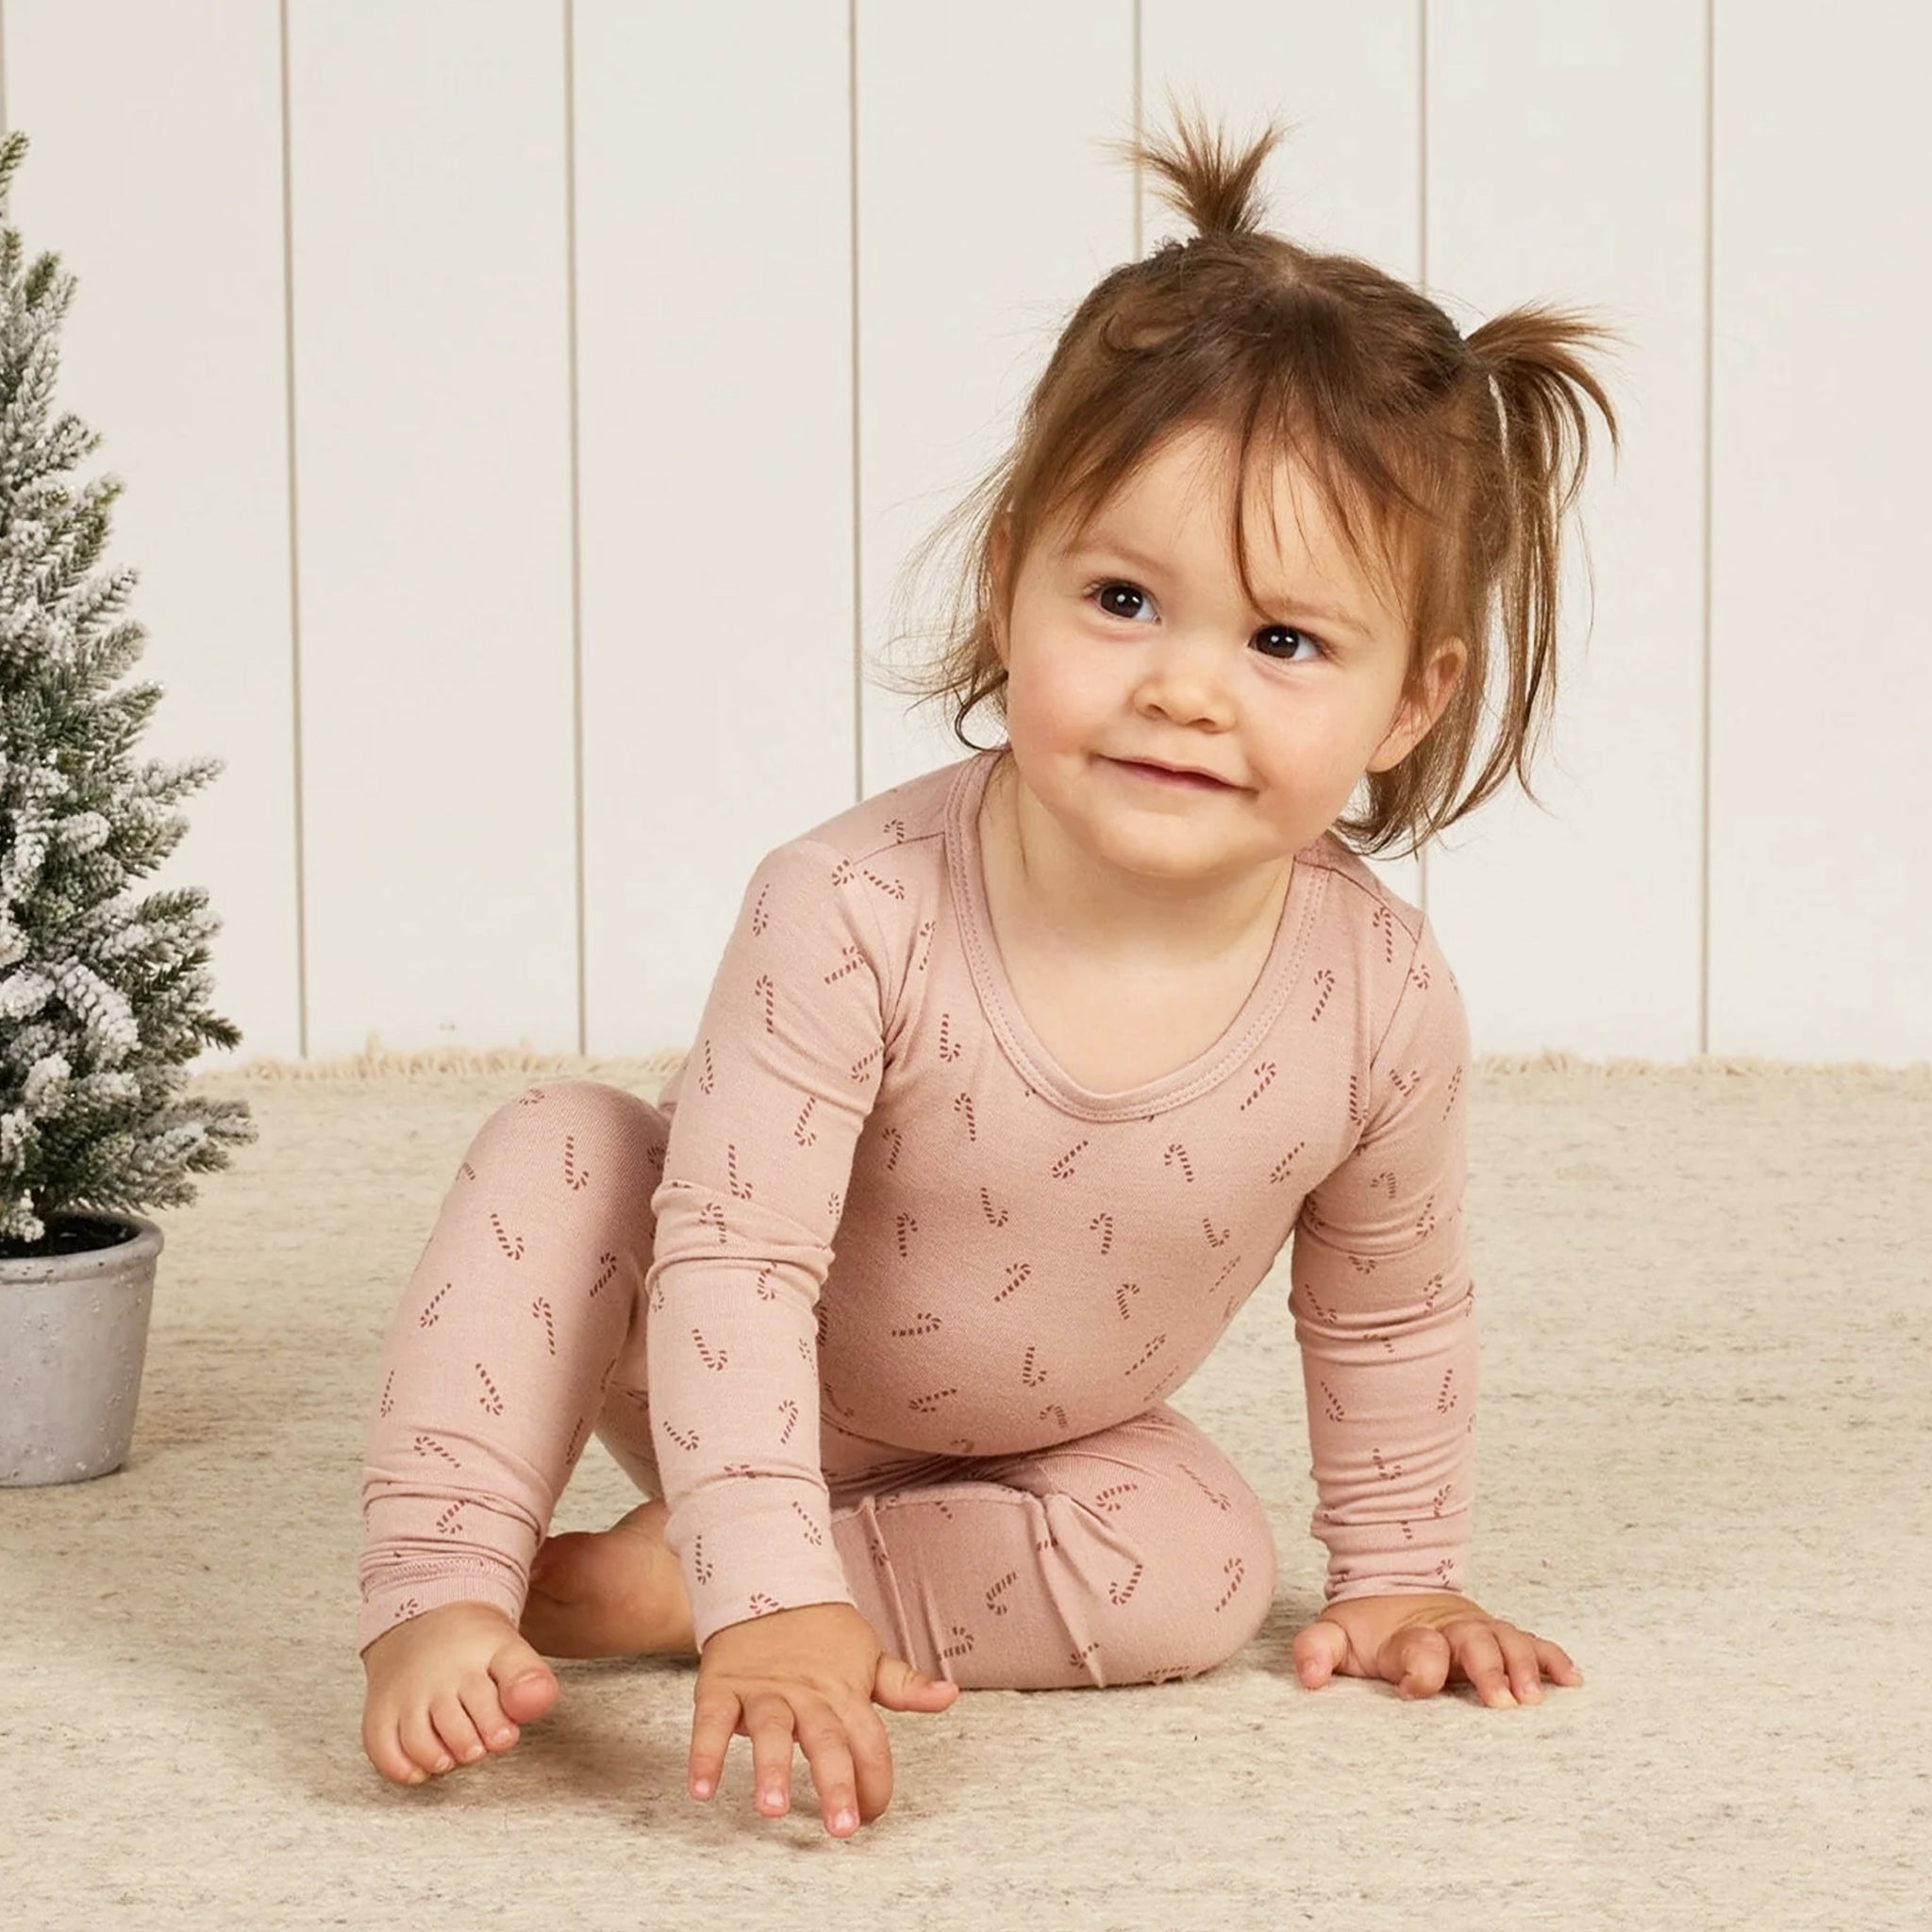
left=1495, top=1690, right=1517, bottom=1707
left=691, top=1778, right=712, bottom=1800
left=833, top=1807, right=856, bottom=1833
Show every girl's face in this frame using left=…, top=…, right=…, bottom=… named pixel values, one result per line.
left=991, top=423, right=1465, bottom=890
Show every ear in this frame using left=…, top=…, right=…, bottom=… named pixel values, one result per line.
left=1366, top=637, right=1467, bottom=774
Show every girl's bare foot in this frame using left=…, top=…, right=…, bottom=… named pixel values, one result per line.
left=359, top=1502, right=691, bottom=1788
left=360, top=1602, right=560, bottom=1786
left=517, top=1499, right=696, bottom=1659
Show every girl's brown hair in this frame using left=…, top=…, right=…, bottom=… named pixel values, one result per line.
left=873, top=96, right=1622, bottom=860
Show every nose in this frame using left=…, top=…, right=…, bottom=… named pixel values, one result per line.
left=1131, top=628, right=1236, bottom=727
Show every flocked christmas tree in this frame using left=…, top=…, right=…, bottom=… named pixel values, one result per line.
left=0, top=128, right=255, bottom=1255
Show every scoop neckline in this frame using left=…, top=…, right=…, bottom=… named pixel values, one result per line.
left=942, top=747, right=1325, bottom=1121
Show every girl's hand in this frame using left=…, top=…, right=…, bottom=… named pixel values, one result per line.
left=689, top=1601, right=958, bottom=1838
left=1291, top=1591, right=1584, bottom=1708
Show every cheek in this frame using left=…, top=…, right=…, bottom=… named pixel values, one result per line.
left=1004, top=647, right=1092, bottom=746
left=1247, top=713, right=1373, bottom=804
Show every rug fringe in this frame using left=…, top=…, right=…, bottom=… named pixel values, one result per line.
left=194, top=1037, right=689, bottom=1084
left=1469, top=1048, right=1928, bottom=1080
left=187, top=1035, right=1931, bottom=1084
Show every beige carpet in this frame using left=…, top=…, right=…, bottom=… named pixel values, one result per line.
left=2, top=1044, right=1927, bottom=1931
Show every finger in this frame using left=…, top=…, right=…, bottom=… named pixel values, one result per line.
left=1383, top=1624, right=1451, bottom=1699
left=1534, top=1636, right=1584, bottom=1686
left=1291, top=1619, right=1348, bottom=1689
left=793, top=1704, right=862, bottom=1839
left=872, top=1650, right=959, bottom=1713
left=1491, top=1625, right=1546, bottom=1704
left=841, top=1700, right=897, bottom=1824
left=744, top=1693, right=801, bottom=1817
left=1451, top=1625, right=1514, bottom=1707
left=687, top=1686, right=743, bottom=1802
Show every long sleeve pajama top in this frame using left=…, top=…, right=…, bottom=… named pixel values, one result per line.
left=645, top=748, right=1477, bottom=1649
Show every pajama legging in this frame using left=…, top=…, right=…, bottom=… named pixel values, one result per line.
left=357, top=1079, right=1278, bottom=1689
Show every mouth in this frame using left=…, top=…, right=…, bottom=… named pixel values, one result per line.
left=1108, top=758, right=1235, bottom=791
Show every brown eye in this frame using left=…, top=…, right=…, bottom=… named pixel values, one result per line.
left=1090, top=580, right=1152, bottom=621
left=1256, top=625, right=1328, bottom=663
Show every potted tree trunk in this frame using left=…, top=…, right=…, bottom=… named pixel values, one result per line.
left=0, top=126, right=256, bottom=1485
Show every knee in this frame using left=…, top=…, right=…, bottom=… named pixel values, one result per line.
left=508, top=1076, right=663, bottom=1136
left=1170, top=1480, right=1278, bottom=1677
left=463, top=1079, right=669, bottom=1231
left=1074, top=1464, right=1278, bottom=1686
left=1189, top=1482, right=1279, bottom=1665
left=486, top=1078, right=668, bottom=1166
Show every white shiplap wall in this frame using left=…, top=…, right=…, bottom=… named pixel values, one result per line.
left=2, top=0, right=1926, bottom=1073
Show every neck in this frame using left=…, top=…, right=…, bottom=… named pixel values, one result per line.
left=986, top=753, right=1293, bottom=965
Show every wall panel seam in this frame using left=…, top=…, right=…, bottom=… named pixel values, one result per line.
left=1700, top=0, right=1714, bottom=1058
left=279, top=0, right=311, bottom=1059
left=850, top=0, right=862, bottom=806
left=563, top=0, right=587, bottom=1056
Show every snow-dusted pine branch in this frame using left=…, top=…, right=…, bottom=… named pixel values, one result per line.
left=0, top=128, right=255, bottom=1250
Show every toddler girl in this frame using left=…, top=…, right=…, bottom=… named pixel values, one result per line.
left=358, top=102, right=1618, bottom=1840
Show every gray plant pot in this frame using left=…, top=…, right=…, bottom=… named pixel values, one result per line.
left=0, top=1210, right=163, bottom=1487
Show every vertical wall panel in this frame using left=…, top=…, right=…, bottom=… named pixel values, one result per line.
left=1709, top=0, right=1932, bottom=1059
left=4, top=1, right=298, bottom=1076
left=857, top=0, right=1134, bottom=795
left=1141, top=0, right=1424, bottom=911
left=1425, top=0, right=1707, bottom=1057
left=1145, top=0, right=1419, bottom=271
left=574, top=0, right=854, bottom=1057
left=287, top=0, right=577, bottom=1057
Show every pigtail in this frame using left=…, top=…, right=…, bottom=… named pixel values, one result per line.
left=1094, top=90, right=1286, bottom=245
left=1461, top=308, right=1623, bottom=794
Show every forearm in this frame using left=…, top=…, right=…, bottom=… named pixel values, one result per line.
left=1290, top=1228, right=1478, bottom=1600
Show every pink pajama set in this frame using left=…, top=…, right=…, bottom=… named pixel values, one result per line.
left=358, top=748, right=1478, bottom=1687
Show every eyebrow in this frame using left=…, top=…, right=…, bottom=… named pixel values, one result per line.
left=1072, top=535, right=1372, bottom=638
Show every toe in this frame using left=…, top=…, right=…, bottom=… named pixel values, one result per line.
left=363, top=1712, right=429, bottom=1786
left=458, top=1676, right=519, bottom=1754
left=492, top=1642, right=560, bottom=1724
left=430, top=1691, right=488, bottom=1766
left=398, top=1707, right=456, bottom=1778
